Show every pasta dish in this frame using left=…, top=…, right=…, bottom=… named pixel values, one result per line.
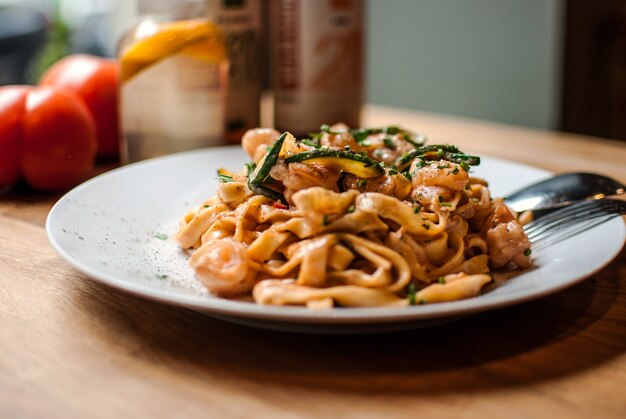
left=175, top=124, right=532, bottom=309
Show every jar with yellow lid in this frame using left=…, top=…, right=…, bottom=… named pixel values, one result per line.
left=119, top=0, right=228, bottom=163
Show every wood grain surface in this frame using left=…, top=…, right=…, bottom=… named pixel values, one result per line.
left=1, top=106, right=625, bottom=419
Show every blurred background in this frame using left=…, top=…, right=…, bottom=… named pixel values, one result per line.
left=1, top=0, right=625, bottom=140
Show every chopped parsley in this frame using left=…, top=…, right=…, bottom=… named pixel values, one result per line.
left=384, top=125, right=401, bottom=135
left=438, top=195, right=452, bottom=207
left=414, top=205, right=422, bottom=214
left=218, top=172, right=234, bottom=183
left=346, top=205, right=355, bottom=214
left=153, top=232, right=168, bottom=240
left=383, top=136, right=396, bottom=149
left=407, top=283, right=417, bottom=305
left=357, top=179, right=368, bottom=188
left=438, top=277, right=446, bottom=284
left=403, top=133, right=426, bottom=147
left=402, top=170, right=413, bottom=181
left=524, top=248, right=532, bottom=257
left=203, top=204, right=210, bottom=208
left=320, top=124, right=344, bottom=135
left=414, top=158, right=426, bottom=169
left=460, top=161, right=471, bottom=172
left=302, top=138, right=321, bottom=148
left=322, top=214, right=331, bottom=226
left=451, top=166, right=459, bottom=175
left=155, top=274, right=168, bottom=280
left=245, top=161, right=256, bottom=175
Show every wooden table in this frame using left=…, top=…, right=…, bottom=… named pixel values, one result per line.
left=2, top=106, right=626, bottom=419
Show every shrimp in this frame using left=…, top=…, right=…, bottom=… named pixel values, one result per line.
left=270, top=162, right=341, bottom=204
left=365, top=133, right=416, bottom=165
left=342, top=172, right=412, bottom=200
left=411, top=185, right=455, bottom=207
left=242, top=128, right=281, bottom=163
left=411, top=160, right=469, bottom=191
left=189, top=238, right=257, bottom=296
left=320, top=123, right=360, bottom=150
left=482, top=200, right=532, bottom=269
left=408, top=160, right=468, bottom=210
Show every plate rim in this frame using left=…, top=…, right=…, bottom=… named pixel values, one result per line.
left=46, top=148, right=626, bottom=325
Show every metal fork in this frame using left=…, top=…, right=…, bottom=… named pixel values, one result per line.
left=525, top=199, right=626, bottom=248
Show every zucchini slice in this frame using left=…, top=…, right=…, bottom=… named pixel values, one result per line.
left=249, top=132, right=287, bottom=186
left=284, top=148, right=384, bottom=178
left=396, top=144, right=480, bottom=168
left=248, top=132, right=288, bottom=203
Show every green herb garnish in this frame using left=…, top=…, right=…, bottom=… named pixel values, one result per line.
left=154, top=232, right=168, bottom=240
left=524, top=248, right=532, bottom=257
left=245, top=161, right=256, bottom=176
left=302, top=138, right=321, bottom=148
left=357, top=179, right=368, bottom=188
left=320, top=124, right=344, bottom=135
left=408, top=283, right=417, bottom=305
left=383, top=136, right=396, bottom=149
left=218, top=173, right=234, bottom=183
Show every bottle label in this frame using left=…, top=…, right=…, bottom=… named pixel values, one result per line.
left=273, top=0, right=363, bottom=135
left=208, top=0, right=263, bottom=142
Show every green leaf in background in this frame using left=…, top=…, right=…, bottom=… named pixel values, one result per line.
left=28, top=15, right=70, bottom=84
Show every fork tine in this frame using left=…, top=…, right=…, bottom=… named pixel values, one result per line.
left=526, top=201, right=622, bottom=240
left=525, top=201, right=620, bottom=239
left=531, top=215, right=618, bottom=249
left=528, top=211, right=616, bottom=242
left=525, top=199, right=620, bottom=235
left=525, top=199, right=626, bottom=245
left=525, top=199, right=617, bottom=232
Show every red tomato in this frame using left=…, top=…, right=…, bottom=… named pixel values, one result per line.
left=21, top=86, right=97, bottom=191
left=0, top=86, right=29, bottom=191
left=40, top=54, right=120, bottom=158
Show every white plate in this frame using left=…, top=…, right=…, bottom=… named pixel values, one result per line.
left=46, top=147, right=626, bottom=333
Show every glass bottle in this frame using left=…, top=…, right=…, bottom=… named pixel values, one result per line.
left=270, top=0, right=364, bottom=138
left=119, top=0, right=229, bottom=163
left=207, top=0, right=263, bottom=144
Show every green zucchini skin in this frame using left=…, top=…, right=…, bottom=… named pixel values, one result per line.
left=284, top=148, right=384, bottom=178
left=249, top=184, right=285, bottom=203
left=249, top=132, right=288, bottom=186
left=397, top=144, right=480, bottom=168
left=247, top=132, right=288, bottom=203
left=348, top=126, right=425, bottom=147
